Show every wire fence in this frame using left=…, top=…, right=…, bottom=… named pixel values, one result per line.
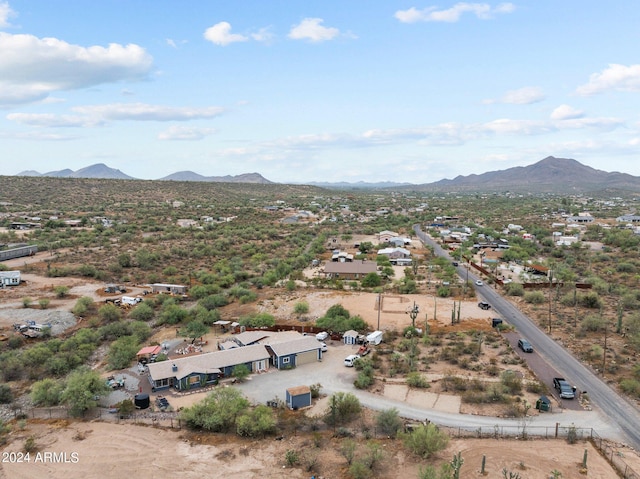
left=10, top=407, right=640, bottom=479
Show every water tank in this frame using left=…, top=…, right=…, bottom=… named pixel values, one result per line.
left=134, top=393, right=150, bottom=409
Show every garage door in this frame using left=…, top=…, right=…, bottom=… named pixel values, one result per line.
left=296, top=350, right=318, bottom=366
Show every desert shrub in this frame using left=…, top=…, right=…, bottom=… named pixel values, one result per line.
left=324, top=392, right=362, bottom=426
left=54, top=286, right=69, bottom=298
left=0, top=385, right=13, bottom=404
left=578, top=292, right=603, bottom=309
left=236, top=405, right=277, bottom=437
left=294, top=301, right=310, bottom=315
left=72, top=296, right=95, bottom=316
left=506, top=283, right=524, bottom=296
left=30, top=378, right=65, bottom=406
left=524, top=291, right=545, bottom=304
left=406, top=372, right=429, bottom=389
left=98, top=303, right=123, bottom=323
left=238, top=312, right=275, bottom=328
left=309, top=383, right=322, bottom=398
left=354, top=371, right=374, bottom=389
left=620, top=379, right=640, bottom=398
left=525, top=381, right=545, bottom=394
left=180, top=388, right=250, bottom=432
left=580, top=315, right=606, bottom=333
left=107, top=335, right=139, bottom=370
left=400, top=423, right=449, bottom=459
left=128, top=302, right=154, bottom=322
left=500, top=370, right=522, bottom=395
left=285, top=449, right=299, bottom=466
left=376, top=408, right=403, bottom=436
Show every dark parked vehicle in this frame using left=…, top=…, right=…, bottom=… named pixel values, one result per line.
left=553, top=377, right=576, bottom=399
left=517, top=338, right=533, bottom=352
left=478, top=301, right=491, bottom=310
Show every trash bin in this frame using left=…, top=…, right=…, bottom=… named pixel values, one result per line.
left=492, top=318, right=503, bottom=328
left=536, top=395, right=551, bottom=412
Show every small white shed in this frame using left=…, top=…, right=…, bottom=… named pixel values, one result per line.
left=343, top=330, right=359, bottom=345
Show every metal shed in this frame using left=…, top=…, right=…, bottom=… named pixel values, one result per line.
left=286, top=385, right=312, bottom=410
left=343, top=330, right=359, bottom=345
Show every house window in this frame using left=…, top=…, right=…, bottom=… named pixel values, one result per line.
left=282, top=357, right=290, bottom=364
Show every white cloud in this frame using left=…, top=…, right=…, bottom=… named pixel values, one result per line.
left=73, top=103, right=224, bottom=121
left=0, top=32, right=153, bottom=106
left=479, top=118, right=555, bottom=135
left=6, top=112, right=103, bottom=127
left=550, top=104, right=584, bottom=121
left=395, top=2, right=515, bottom=23
left=501, top=87, right=545, bottom=104
left=576, top=63, right=640, bottom=96
left=484, top=86, right=545, bottom=105
left=158, top=126, right=216, bottom=141
left=0, top=1, right=15, bottom=28
left=251, top=27, right=275, bottom=44
left=203, top=22, right=248, bottom=46
left=288, top=18, right=340, bottom=42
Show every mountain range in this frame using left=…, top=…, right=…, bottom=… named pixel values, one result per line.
left=14, top=156, right=640, bottom=193
left=422, top=156, right=640, bottom=193
left=17, top=164, right=273, bottom=184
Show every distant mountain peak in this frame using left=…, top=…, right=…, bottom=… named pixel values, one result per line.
left=14, top=164, right=273, bottom=184
left=158, top=171, right=273, bottom=184
left=424, top=156, right=639, bottom=193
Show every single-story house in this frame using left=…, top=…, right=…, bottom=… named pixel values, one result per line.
left=617, top=215, right=640, bottom=223
left=0, top=271, right=21, bottom=286
left=377, top=230, right=398, bottom=243
left=150, top=283, right=187, bottom=295
left=377, top=247, right=411, bottom=259
left=264, top=336, right=323, bottom=370
left=146, top=344, right=270, bottom=391
left=286, top=385, right=312, bottom=410
left=567, top=215, right=594, bottom=224
left=136, top=345, right=161, bottom=362
left=343, top=330, right=359, bottom=345
left=390, top=258, right=413, bottom=266
left=322, top=260, right=378, bottom=280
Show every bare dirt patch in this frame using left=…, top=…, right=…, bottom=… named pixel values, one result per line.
left=0, top=420, right=626, bottom=479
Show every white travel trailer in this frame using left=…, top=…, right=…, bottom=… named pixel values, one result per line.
left=366, top=330, right=383, bottom=345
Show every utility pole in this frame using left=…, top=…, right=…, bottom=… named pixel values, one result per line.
left=377, top=292, right=381, bottom=330
left=548, top=269, right=553, bottom=334
left=603, top=321, right=608, bottom=377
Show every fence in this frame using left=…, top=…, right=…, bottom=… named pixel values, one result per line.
left=13, top=406, right=183, bottom=430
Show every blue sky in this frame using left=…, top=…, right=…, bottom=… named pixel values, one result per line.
left=1, top=1, right=640, bottom=183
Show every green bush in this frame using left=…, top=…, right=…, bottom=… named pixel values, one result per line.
left=376, top=408, right=403, bottom=436
left=400, top=423, right=449, bottom=459
left=406, top=372, right=430, bottom=389
left=524, top=291, right=545, bottom=304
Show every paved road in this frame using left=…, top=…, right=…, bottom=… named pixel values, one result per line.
left=234, top=339, right=622, bottom=440
left=413, top=224, right=640, bottom=449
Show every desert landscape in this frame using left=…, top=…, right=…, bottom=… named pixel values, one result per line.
left=1, top=255, right=637, bottom=479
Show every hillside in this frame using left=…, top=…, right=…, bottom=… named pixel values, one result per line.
left=417, top=156, right=640, bottom=194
